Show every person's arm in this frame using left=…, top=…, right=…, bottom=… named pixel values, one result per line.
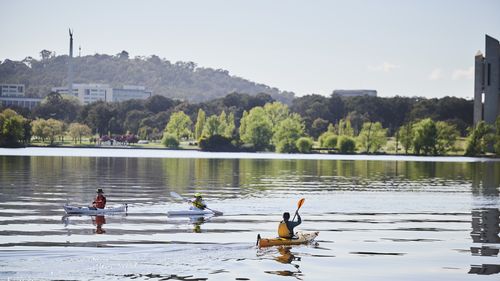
left=292, top=213, right=301, bottom=227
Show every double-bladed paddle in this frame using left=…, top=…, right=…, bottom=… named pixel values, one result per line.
left=170, top=191, right=223, bottom=216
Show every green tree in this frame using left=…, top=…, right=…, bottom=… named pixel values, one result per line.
left=357, top=122, right=387, bottom=153
left=323, top=135, right=338, bottom=149
left=239, top=107, right=273, bottom=151
left=202, top=115, right=222, bottom=138
left=124, top=110, right=148, bottom=134
left=45, top=119, right=65, bottom=145
left=31, top=118, right=49, bottom=142
left=398, top=122, right=414, bottom=154
left=337, top=136, right=356, bottom=153
left=311, top=118, right=329, bottom=139
left=68, top=122, right=92, bottom=143
left=239, top=110, right=249, bottom=138
left=162, top=133, right=180, bottom=148
left=435, top=121, right=459, bottom=155
left=264, top=102, right=289, bottom=129
left=165, top=111, right=192, bottom=140
left=338, top=119, right=354, bottom=136
left=224, top=112, right=236, bottom=138
left=194, top=108, right=206, bottom=140
left=218, top=110, right=228, bottom=136
left=318, top=131, right=336, bottom=148
left=84, top=101, right=116, bottom=136
left=296, top=137, right=313, bottom=153
left=272, top=113, right=305, bottom=153
left=33, top=92, right=80, bottom=122
left=0, top=109, right=26, bottom=147
left=465, top=121, right=494, bottom=156
left=138, top=125, right=153, bottom=140
left=412, top=118, right=437, bottom=155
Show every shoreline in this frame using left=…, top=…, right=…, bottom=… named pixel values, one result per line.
left=1, top=146, right=498, bottom=162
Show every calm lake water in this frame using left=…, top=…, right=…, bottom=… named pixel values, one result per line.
left=0, top=148, right=499, bottom=280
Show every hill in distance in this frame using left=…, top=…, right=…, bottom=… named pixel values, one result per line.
left=0, top=50, right=295, bottom=103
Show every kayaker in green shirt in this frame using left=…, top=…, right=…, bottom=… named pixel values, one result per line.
left=278, top=211, right=302, bottom=238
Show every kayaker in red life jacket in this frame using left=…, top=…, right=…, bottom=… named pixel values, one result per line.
left=92, top=188, right=107, bottom=209
left=278, top=212, right=301, bottom=239
left=191, top=193, right=207, bottom=210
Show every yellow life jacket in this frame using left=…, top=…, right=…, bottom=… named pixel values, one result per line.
left=278, top=221, right=292, bottom=238
left=192, top=199, right=205, bottom=209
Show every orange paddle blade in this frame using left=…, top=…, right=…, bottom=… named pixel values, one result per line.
left=297, top=198, right=305, bottom=209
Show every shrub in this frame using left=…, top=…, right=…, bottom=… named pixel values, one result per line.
left=162, top=133, right=179, bottom=148
left=323, top=135, right=338, bottom=149
left=199, top=134, right=237, bottom=152
left=337, top=136, right=356, bottom=153
left=296, top=137, right=313, bottom=153
left=318, top=131, right=336, bottom=147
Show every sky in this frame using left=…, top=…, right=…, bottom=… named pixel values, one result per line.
left=0, top=0, right=499, bottom=99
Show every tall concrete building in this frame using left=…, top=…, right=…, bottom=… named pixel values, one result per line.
left=474, top=35, right=500, bottom=126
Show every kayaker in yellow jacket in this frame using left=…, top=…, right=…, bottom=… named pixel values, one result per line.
left=278, top=211, right=301, bottom=238
left=191, top=193, right=207, bottom=210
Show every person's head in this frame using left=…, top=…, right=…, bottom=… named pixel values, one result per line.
left=97, top=188, right=104, bottom=195
left=194, top=193, right=202, bottom=199
left=283, top=212, right=290, bottom=221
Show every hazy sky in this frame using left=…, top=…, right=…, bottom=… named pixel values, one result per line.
left=1, top=0, right=499, bottom=99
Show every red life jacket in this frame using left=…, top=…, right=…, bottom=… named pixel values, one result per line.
left=93, top=195, right=106, bottom=209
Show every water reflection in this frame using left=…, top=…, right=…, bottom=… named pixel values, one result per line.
left=189, top=216, right=209, bottom=233
left=471, top=162, right=500, bottom=197
left=275, top=246, right=301, bottom=264
left=62, top=214, right=108, bottom=235
left=2, top=157, right=499, bottom=200
left=92, top=215, right=106, bottom=234
left=469, top=208, right=500, bottom=275
left=264, top=246, right=303, bottom=280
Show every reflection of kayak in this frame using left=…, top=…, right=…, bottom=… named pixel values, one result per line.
left=167, top=209, right=215, bottom=216
left=63, top=204, right=127, bottom=215
left=257, top=231, right=319, bottom=247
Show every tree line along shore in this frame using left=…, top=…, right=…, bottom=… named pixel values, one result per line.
left=0, top=92, right=499, bottom=157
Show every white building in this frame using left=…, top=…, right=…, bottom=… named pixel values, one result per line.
left=0, top=84, right=25, bottom=97
left=52, top=83, right=152, bottom=105
left=112, top=85, right=152, bottom=102
left=332, top=89, right=377, bottom=97
left=0, top=83, right=42, bottom=109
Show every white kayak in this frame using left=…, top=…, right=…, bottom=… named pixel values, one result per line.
left=167, top=209, right=215, bottom=216
left=63, top=204, right=128, bottom=215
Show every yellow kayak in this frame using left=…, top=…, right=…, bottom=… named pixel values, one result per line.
left=257, top=231, right=319, bottom=247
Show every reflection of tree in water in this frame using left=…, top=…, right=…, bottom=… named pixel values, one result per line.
left=469, top=208, right=500, bottom=275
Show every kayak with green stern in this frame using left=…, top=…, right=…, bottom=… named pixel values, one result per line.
left=257, top=231, right=319, bottom=247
